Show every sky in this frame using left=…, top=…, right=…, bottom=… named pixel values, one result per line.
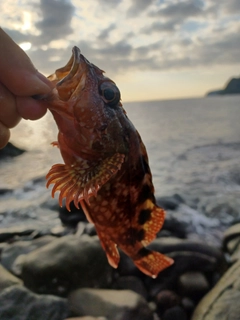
left=1, top=0, right=240, bottom=102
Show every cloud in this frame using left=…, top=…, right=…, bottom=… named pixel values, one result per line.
left=2, top=0, right=240, bottom=81
left=127, top=0, right=155, bottom=16
left=35, top=0, right=75, bottom=44
left=97, top=23, right=116, bottom=41
left=143, top=0, right=204, bottom=34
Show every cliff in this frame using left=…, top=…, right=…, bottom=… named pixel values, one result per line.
left=206, top=77, right=240, bottom=96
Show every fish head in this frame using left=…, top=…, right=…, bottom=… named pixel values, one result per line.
left=47, top=46, right=128, bottom=159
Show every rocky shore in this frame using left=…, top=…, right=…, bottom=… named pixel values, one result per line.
left=1, top=143, right=240, bottom=320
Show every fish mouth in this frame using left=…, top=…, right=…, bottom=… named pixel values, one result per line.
left=47, top=46, right=93, bottom=103
left=56, top=46, right=89, bottom=87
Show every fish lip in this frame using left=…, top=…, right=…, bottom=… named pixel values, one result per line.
left=57, top=46, right=84, bottom=86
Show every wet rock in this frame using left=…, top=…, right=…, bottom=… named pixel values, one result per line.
left=156, top=194, right=185, bottom=211
left=0, top=226, right=37, bottom=242
left=117, top=250, right=139, bottom=276
left=0, top=285, right=69, bottom=320
left=181, top=297, right=195, bottom=317
left=59, top=202, right=87, bottom=227
left=155, top=290, right=180, bottom=315
left=160, top=218, right=187, bottom=239
left=145, top=238, right=224, bottom=297
left=112, top=276, right=148, bottom=299
left=192, top=259, right=240, bottom=320
left=223, top=223, right=240, bottom=252
left=0, top=264, right=23, bottom=291
left=65, top=317, right=107, bottom=320
left=21, top=235, right=112, bottom=296
left=68, top=288, right=153, bottom=320
left=0, top=142, right=25, bottom=159
left=1, top=235, right=56, bottom=275
left=178, top=271, right=209, bottom=300
left=162, top=305, right=187, bottom=320
left=0, top=188, right=13, bottom=195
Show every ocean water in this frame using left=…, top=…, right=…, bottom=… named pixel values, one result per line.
left=1, top=95, right=240, bottom=232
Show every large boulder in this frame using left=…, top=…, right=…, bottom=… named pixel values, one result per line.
left=68, top=288, right=153, bottom=320
left=0, top=264, right=23, bottom=291
left=192, top=259, right=240, bottom=320
left=21, top=235, right=112, bottom=296
left=0, top=285, right=69, bottom=320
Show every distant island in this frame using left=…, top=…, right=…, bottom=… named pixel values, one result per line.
left=206, top=76, right=240, bottom=96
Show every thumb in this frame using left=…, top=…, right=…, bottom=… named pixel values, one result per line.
left=0, top=28, right=52, bottom=96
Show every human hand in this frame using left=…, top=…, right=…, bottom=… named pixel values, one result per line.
left=0, top=28, right=53, bottom=149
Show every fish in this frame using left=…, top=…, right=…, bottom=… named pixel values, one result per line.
left=45, top=46, right=174, bottom=278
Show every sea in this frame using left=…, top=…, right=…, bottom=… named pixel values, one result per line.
left=1, top=95, right=240, bottom=240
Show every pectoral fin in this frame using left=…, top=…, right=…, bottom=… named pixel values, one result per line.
left=46, top=153, right=125, bottom=210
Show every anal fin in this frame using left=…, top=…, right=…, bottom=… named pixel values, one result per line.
left=97, top=230, right=120, bottom=269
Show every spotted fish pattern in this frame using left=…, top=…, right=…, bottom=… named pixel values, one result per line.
left=45, top=47, right=173, bottom=278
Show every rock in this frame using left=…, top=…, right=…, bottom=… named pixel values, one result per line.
left=144, top=237, right=224, bottom=297
left=0, top=264, right=23, bottom=291
left=0, top=226, right=37, bottom=242
left=223, top=223, right=240, bottom=252
left=112, top=276, right=148, bottom=299
left=1, top=235, right=56, bottom=275
left=162, top=305, right=187, bottom=320
left=155, top=290, right=180, bottom=315
left=156, top=194, right=185, bottom=210
left=68, top=288, right=153, bottom=320
left=0, top=285, right=69, bottom=320
left=59, top=202, right=87, bottom=227
left=178, top=271, right=209, bottom=300
left=181, top=297, right=195, bottom=316
left=192, top=259, right=240, bottom=320
left=21, top=235, right=112, bottom=296
left=0, top=142, right=25, bottom=159
left=160, top=217, right=187, bottom=239
left=65, top=317, right=107, bottom=320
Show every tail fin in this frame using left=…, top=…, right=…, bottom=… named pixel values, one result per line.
left=134, top=248, right=174, bottom=278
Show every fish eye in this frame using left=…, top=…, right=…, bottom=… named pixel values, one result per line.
left=100, top=82, right=120, bottom=107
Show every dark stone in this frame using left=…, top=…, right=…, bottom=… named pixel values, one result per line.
left=112, top=276, right=148, bottom=299
left=0, top=188, right=13, bottom=195
left=0, top=142, right=25, bottom=159
left=1, top=235, right=56, bottom=276
left=155, top=290, right=180, bottom=315
left=0, top=264, right=23, bottom=291
left=68, top=288, right=153, bottom=320
left=181, top=297, right=196, bottom=317
left=59, top=201, right=87, bottom=227
left=144, top=238, right=225, bottom=298
left=0, top=226, right=37, bottom=242
left=21, top=235, right=112, bottom=296
left=0, top=285, right=69, bottom=320
left=160, top=218, right=187, bottom=239
left=162, top=306, right=187, bottom=320
left=178, top=271, right=209, bottom=300
left=156, top=194, right=185, bottom=211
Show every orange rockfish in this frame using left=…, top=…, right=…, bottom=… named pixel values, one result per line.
left=45, top=47, right=173, bottom=278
